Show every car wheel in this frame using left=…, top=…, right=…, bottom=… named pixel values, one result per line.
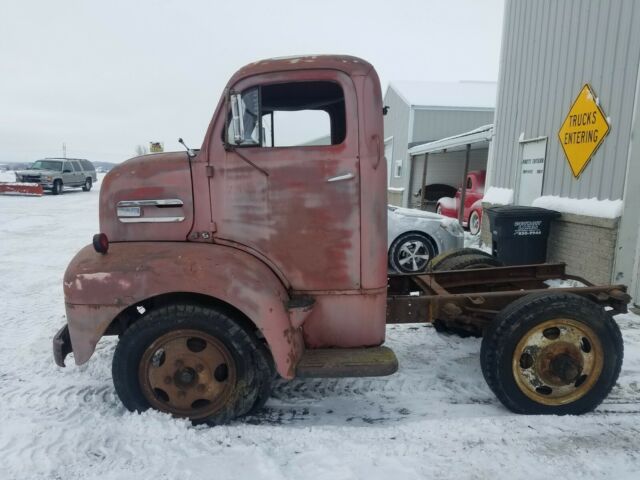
left=112, top=303, right=273, bottom=425
left=468, top=210, right=481, bottom=236
left=436, top=204, right=443, bottom=215
left=389, top=232, right=436, bottom=273
left=52, top=180, right=63, bottom=195
left=82, top=178, right=92, bottom=191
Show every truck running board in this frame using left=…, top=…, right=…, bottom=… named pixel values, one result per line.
left=296, top=346, right=398, bottom=378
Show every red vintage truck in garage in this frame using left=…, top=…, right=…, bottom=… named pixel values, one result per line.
left=54, top=55, right=628, bottom=424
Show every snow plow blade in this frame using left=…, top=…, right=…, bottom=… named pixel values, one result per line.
left=0, top=182, right=44, bottom=196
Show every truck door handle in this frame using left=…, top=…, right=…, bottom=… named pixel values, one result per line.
left=327, top=173, right=355, bottom=183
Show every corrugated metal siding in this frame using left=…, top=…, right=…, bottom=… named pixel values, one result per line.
left=491, top=0, right=640, bottom=200
left=411, top=109, right=495, bottom=143
left=382, top=88, right=410, bottom=189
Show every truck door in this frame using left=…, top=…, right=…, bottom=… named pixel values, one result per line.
left=211, top=72, right=361, bottom=291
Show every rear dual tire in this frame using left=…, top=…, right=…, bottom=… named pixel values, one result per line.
left=481, top=292, right=623, bottom=415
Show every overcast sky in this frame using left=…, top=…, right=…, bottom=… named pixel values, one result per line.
left=0, top=0, right=504, bottom=163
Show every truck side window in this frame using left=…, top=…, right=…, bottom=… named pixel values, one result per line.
left=227, top=81, right=346, bottom=148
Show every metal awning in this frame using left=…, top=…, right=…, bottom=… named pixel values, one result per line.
left=408, top=124, right=494, bottom=157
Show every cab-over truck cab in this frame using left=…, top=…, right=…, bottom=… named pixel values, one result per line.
left=55, top=55, right=392, bottom=423
left=55, top=55, right=627, bottom=423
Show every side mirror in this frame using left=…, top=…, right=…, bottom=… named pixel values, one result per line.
left=230, top=93, right=244, bottom=145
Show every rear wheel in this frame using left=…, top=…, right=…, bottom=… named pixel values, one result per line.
left=82, top=178, right=92, bottom=191
left=429, top=248, right=502, bottom=337
left=112, top=303, right=273, bottom=424
left=389, top=232, right=436, bottom=273
left=52, top=180, right=63, bottom=195
left=480, top=292, right=623, bottom=414
left=428, top=247, right=496, bottom=272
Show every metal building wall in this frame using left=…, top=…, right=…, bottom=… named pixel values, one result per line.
left=490, top=0, right=640, bottom=201
left=382, top=87, right=410, bottom=190
left=411, top=109, right=494, bottom=144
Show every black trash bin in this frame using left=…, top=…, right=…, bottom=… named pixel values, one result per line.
left=486, top=206, right=560, bottom=265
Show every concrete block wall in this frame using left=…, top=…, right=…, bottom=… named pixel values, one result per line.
left=545, top=213, right=618, bottom=286
left=387, top=190, right=403, bottom=206
left=480, top=204, right=619, bottom=285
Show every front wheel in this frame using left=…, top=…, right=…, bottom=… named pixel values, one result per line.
left=389, top=232, right=436, bottom=273
left=82, top=178, right=92, bottom=191
left=112, top=303, right=273, bottom=424
left=468, top=210, right=481, bottom=235
left=480, top=292, right=623, bottom=415
left=52, top=180, right=63, bottom=195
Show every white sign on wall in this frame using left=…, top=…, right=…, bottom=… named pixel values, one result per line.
left=518, top=138, right=547, bottom=206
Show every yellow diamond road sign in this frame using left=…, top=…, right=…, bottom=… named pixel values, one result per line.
left=558, top=84, right=610, bottom=178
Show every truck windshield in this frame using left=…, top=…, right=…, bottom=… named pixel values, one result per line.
left=31, top=160, right=63, bottom=171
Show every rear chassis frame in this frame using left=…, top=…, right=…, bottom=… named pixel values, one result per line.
left=387, top=263, right=630, bottom=335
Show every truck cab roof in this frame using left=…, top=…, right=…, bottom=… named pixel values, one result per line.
left=228, top=54, right=374, bottom=86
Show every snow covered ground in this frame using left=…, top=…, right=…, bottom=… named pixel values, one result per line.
left=1, top=173, right=640, bottom=479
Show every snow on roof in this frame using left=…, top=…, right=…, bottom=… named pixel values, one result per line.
left=389, top=80, right=497, bottom=109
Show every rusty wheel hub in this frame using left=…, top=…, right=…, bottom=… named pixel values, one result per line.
left=512, top=319, right=604, bottom=405
left=138, top=329, right=236, bottom=419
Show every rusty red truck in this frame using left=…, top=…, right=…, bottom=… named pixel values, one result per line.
left=54, top=55, right=629, bottom=424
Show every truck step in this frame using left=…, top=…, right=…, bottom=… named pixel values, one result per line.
left=296, top=346, right=398, bottom=378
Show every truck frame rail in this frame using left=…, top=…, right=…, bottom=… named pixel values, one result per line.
left=387, top=263, right=630, bottom=335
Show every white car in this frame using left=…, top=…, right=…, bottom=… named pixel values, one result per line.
left=388, top=206, right=465, bottom=273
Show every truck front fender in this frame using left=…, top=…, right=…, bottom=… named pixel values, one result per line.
left=62, top=242, right=303, bottom=378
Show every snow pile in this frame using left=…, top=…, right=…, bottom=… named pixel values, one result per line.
left=0, top=170, right=16, bottom=182
left=437, top=196, right=456, bottom=209
left=532, top=195, right=623, bottom=218
left=482, top=186, right=514, bottom=205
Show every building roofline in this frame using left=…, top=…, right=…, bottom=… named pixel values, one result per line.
left=408, top=124, right=494, bottom=156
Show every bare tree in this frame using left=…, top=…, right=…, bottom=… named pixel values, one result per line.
left=135, top=144, right=148, bottom=156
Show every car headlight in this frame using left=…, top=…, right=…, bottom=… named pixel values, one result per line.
left=440, top=219, right=464, bottom=236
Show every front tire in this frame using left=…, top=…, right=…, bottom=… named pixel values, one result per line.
left=480, top=292, right=623, bottom=415
left=389, top=232, right=436, bottom=273
left=82, top=178, right=92, bottom=191
left=112, top=303, right=273, bottom=424
left=52, top=180, right=63, bottom=195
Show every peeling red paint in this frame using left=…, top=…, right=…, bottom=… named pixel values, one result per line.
left=62, top=55, right=388, bottom=379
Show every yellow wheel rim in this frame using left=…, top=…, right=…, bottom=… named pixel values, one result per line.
left=512, top=318, right=604, bottom=406
left=138, top=329, right=236, bottom=419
